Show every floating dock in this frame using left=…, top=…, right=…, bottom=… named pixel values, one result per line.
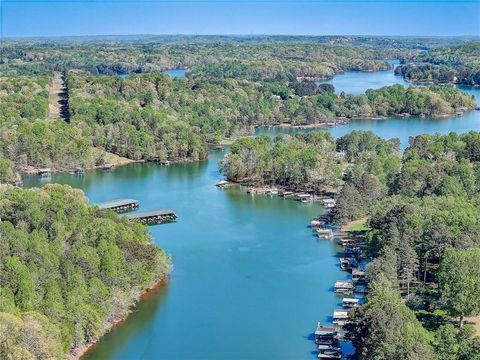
left=342, top=298, right=360, bottom=309
left=98, top=199, right=140, bottom=213
left=334, top=280, right=354, bottom=294
left=314, top=322, right=342, bottom=359
left=352, top=268, right=366, bottom=283
left=332, top=309, right=350, bottom=326
left=123, top=209, right=177, bottom=225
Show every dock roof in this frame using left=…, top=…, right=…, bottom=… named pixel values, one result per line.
left=342, top=298, right=360, bottom=303
left=98, top=199, right=139, bottom=209
left=335, top=280, right=353, bottom=287
left=124, top=209, right=176, bottom=218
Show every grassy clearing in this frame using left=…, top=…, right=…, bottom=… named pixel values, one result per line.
left=343, top=217, right=369, bottom=232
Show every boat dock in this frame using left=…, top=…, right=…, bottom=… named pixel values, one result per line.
left=314, top=323, right=342, bottom=359
left=123, top=209, right=177, bottom=225
left=342, top=297, right=360, bottom=308
left=334, top=280, right=354, bottom=294
left=332, top=309, right=350, bottom=326
left=98, top=199, right=140, bottom=213
left=37, top=168, right=52, bottom=177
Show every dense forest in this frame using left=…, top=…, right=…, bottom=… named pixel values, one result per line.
left=341, top=131, right=480, bottom=359
left=67, top=75, right=474, bottom=156
left=221, top=130, right=480, bottom=358
left=0, top=37, right=478, bottom=175
left=1, top=69, right=471, bottom=175
left=0, top=42, right=392, bottom=78
left=396, top=42, right=480, bottom=85
left=0, top=184, right=171, bottom=358
left=2, top=35, right=477, bottom=78
left=1, top=35, right=480, bottom=359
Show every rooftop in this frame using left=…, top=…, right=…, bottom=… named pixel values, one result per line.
left=342, top=298, right=360, bottom=303
left=124, top=209, right=176, bottom=218
left=98, top=198, right=139, bottom=209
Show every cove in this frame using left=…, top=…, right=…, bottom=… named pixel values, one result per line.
left=23, top=71, right=480, bottom=360
left=23, top=155, right=340, bottom=360
left=318, top=59, right=407, bottom=95
left=117, top=69, right=186, bottom=78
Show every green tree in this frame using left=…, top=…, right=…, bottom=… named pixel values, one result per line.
left=345, top=274, right=433, bottom=360
left=437, top=248, right=480, bottom=326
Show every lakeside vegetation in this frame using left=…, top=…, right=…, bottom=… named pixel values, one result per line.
left=396, top=42, right=480, bottom=85
left=0, top=70, right=473, bottom=175
left=221, top=130, right=480, bottom=358
left=2, top=35, right=477, bottom=78
left=337, top=131, right=480, bottom=358
left=0, top=36, right=478, bottom=174
left=0, top=184, right=170, bottom=358
left=1, top=35, right=480, bottom=359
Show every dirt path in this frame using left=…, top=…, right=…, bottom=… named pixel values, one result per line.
left=48, top=72, right=70, bottom=121
left=465, top=316, right=480, bottom=336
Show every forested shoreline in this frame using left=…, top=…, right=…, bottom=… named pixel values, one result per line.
left=0, top=70, right=475, bottom=177
left=1, top=37, right=478, bottom=177
left=221, top=130, right=480, bottom=358
left=1, top=35, right=480, bottom=359
left=0, top=184, right=171, bottom=358
left=396, top=42, right=480, bottom=85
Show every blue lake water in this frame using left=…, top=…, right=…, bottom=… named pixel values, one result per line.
left=24, top=66, right=480, bottom=360
left=118, top=69, right=186, bottom=78
left=318, top=60, right=407, bottom=95
left=163, top=68, right=187, bottom=78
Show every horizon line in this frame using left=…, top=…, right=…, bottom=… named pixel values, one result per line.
left=3, top=33, right=480, bottom=40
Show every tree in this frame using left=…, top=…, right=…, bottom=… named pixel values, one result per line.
left=437, top=248, right=480, bottom=326
left=344, top=274, right=433, bottom=360
left=333, top=184, right=365, bottom=225
left=434, top=323, right=480, bottom=360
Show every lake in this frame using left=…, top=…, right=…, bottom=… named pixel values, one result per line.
left=318, top=59, right=407, bottom=95
left=117, top=69, right=186, bottom=79
left=24, top=68, right=480, bottom=360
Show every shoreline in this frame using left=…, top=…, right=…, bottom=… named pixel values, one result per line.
left=19, top=158, right=143, bottom=175
left=220, top=179, right=336, bottom=198
left=74, top=276, right=168, bottom=360
left=257, top=108, right=475, bottom=132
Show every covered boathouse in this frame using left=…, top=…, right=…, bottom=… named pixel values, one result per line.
left=98, top=199, right=140, bottom=213
left=123, top=209, right=177, bottom=225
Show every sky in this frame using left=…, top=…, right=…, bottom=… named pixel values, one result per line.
left=1, top=0, right=479, bottom=38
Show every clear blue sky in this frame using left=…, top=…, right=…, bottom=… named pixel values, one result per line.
left=2, top=0, right=479, bottom=37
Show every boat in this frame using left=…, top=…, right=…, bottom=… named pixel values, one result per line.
left=216, top=180, right=229, bottom=188
left=266, top=188, right=278, bottom=196
left=37, top=168, right=51, bottom=177
left=70, top=166, right=85, bottom=175
left=317, top=344, right=342, bottom=359
left=311, top=220, right=325, bottom=228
